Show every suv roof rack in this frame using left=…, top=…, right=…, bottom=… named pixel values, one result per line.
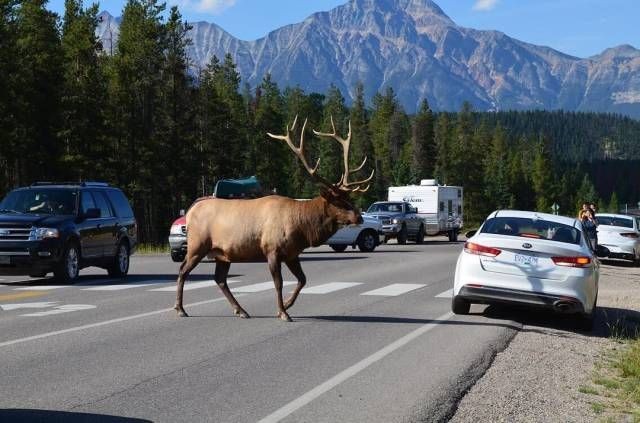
left=31, top=181, right=110, bottom=187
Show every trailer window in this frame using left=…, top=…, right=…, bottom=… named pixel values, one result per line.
left=457, top=189, right=461, bottom=198
left=439, top=202, right=444, bottom=212
left=448, top=200, right=453, bottom=215
left=458, top=205, right=462, bottom=215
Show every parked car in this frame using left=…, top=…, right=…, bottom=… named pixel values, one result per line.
left=169, top=214, right=188, bottom=262
left=364, top=201, right=425, bottom=244
left=452, top=210, right=606, bottom=330
left=326, top=216, right=385, bottom=252
left=595, top=213, right=640, bottom=265
left=0, top=182, right=137, bottom=282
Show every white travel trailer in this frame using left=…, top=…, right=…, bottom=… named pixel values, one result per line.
left=388, top=179, right=463, bottom=241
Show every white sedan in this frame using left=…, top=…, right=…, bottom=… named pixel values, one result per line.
left=452, top=210, right=603, bottom=330
left=596, top=213, right=640, bottom=265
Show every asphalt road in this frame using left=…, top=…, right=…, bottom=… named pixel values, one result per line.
left=0, top=238, right=519, bottom=423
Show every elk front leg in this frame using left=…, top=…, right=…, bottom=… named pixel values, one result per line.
left=215, top=261, right=250, bottom=318
left=268, top=255, right=291, bottom=322
left=283, top=257, right=306, bottom=311
left=175, top=250, right=206, bottom=317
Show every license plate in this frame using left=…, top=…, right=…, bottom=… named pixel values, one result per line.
left=0, top=256, right=10, bottom=265
left=514, top=254, right=538, bottom=266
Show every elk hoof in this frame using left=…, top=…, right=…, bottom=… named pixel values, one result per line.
left=234, top=309, right=250, bottom=319
left=278, top=311, right=293, bottom=322
left=174, top=307, right=189, bottom=318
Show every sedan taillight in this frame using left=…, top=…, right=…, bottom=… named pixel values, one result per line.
left=620, top=233, right=639, bottom=239
left=464, top=242, right=501, bottom=257
left=551, top=256, right=591, bottom=268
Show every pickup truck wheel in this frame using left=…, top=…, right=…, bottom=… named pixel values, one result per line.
left=452, top=296, right=470, bottom=315
left=108, top=242, right=130, bottom=278
left=415, top=225, right=425, bottom=244
left=54, top=241, right=80, bottom=283
left=397, top=225, right=408, bottom=245
left=357, top=230, right=377, bottom=252
left=171, top=250, right=185, bottom=263
left=329, top=244, right=348, bottom=252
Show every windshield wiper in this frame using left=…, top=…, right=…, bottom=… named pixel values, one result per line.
left=0, top=208, right=22, bottom=214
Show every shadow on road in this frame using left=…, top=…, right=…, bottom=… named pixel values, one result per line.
left=300, top=256, right=369, bottom=262
left=600, top=258, right=637, bottom=268
left=301, top=314, right=521, bottom=331
left=0, top=409, right=151, bottom=423
left=0, top=273, right=243, bottom=287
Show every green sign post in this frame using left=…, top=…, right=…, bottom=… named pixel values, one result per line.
left=551, top=203, right=559, bottom=215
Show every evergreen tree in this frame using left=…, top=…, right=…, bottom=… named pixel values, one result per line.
left=349, top=82, right=375, bottom=208
left=483, top=125, right=510, bottom=210
left=0, top=1, right=19, bottom=190
left=369, top=87, right=398, bottom=198
left=410, top=99, right=435, bottom=183
left=607, top=191, right=619, bottom=214
left=532, top=137, right=556, bottom=213
left=317, top=85, right=349, bottom=184
left=434, top=113, right=452, bottom=184
left=575, top=173, right=598, bottom=214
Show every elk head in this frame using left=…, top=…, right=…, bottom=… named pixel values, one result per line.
left=267, top=115, right=374, bottom=227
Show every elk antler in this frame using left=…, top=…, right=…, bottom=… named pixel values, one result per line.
left=267, top=116, right=333, bottom=188
left=313, top=116, right=374, bottom=193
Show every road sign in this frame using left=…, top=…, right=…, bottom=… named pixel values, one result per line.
left=551, top=203, right=559, bottom=215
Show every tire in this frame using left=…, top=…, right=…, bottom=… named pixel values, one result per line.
left=108, top=241, right=130, bottom=278
left=330, top=244, right=348, bottom=252
left=397, top=225, right=408, bottom=245
left=357, top=230, right=377, bottom=252
left=54, top=241, right=80, bottom=283
left=415, top=225, right=425, bottom=244
left=452, top=296, right=471, bottom=315
left=171, top=250, right=185, bottom=263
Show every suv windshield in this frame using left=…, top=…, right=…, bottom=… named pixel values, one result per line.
left=0, top=189, right=78, bottom=216
left=367, top=203, right=404, bottom=213
left=480, top=216, right=581, bottom=245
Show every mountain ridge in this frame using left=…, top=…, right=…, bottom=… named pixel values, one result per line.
left=96, top=0, right=640, bottom=117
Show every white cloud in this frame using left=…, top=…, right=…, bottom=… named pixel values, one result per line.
left=174, top=0, right=237, bottom=14
left=473, top=0, right=499, bottom=11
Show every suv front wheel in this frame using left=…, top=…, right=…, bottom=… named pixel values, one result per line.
left=54, top=241, right=80, bottom=283
left=108, top=242, right=130, bottom=278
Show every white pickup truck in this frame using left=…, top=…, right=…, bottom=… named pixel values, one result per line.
left=326, top=216, right=385, bottom=252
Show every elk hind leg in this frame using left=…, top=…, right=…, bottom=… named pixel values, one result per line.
left=268, top=255, right=291, bottom=322
left=283, top=257, right=306, bottom=311
left=175, top=249, right=206, bottom=317
left=215, top=260, right=250, bottom=319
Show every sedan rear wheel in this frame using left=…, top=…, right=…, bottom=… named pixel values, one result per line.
left=357, top=230, right=377, bottom=252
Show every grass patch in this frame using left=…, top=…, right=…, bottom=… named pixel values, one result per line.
left=136, top=243, right=170, bottom=255
left=591, top=402, right=605, bottom=414
left=579, top=385, right=599, bottom=395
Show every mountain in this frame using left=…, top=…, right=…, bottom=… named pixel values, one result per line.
left=96, top=0, right=640, bottom=117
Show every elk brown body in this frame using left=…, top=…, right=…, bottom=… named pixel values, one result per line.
left=174, top=116, right=373, bottom=321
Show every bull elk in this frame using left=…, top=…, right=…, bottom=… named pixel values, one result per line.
left=174, top=116, right=373, bottom=321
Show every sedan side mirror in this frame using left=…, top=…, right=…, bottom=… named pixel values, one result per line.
left=595, top=245, right=610, bottom=258
left=83, top=208, right=101, bottom=219
left=465, top=229, right=477, bottom=238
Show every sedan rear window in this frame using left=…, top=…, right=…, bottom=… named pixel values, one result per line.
left=597, top=216, right=633, bottom=228
left=480, top=217, right=581, bottom=245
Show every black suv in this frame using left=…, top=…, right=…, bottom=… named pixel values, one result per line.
left=0, top=182, right=137, bottom=282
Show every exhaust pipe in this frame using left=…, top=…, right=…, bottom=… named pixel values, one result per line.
left=553, top=300, right=579, bottom=313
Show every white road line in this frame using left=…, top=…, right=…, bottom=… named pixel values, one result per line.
left=232, top=281, right=297, bottom=293
left=360, top=283, right=425, bottom=297
left=258, top=311, right=455, bottom=423
left=148, top=280, right=241, bottom=292
left=22, top=304, right=96, bottom=317
left=302, top=282, right=362, bottom=294
left=13, top=285, right=68, bottom=291
left=0, top=295, right=245, bottom=348
left=435, top=289, right=453, bottom=298
left=82, top=284, right=157, bottom=291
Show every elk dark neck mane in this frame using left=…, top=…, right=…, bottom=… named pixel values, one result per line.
left=292, top=196, right=339, bottom=248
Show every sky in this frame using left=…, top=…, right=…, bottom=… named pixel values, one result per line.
left=47, top=0, right=639, bottom=58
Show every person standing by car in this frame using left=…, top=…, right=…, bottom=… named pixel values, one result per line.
left=580, top=207, right=598, bottom=250
left=589, top=202, right=599, bottom=246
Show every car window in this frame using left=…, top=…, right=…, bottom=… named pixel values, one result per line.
left=105, top=189, right=134, bottom=218
left=480, top=217, right=581, bottom=245
left=80, top=192, right=97, bottom=216
left=597, top=216, right=633, bottom=228
left=0, top=189, right=77, bottom=216
left=367, top=203, right=403, bottom=213
left=91, top=190, right=113, bottom=218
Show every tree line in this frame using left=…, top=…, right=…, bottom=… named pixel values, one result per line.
left=1, top=0, right=639, bottom=243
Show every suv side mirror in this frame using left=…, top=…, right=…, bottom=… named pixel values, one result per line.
left=83, top=208, right=101, bottom=219
left=179, top=209, right=185, bottom=217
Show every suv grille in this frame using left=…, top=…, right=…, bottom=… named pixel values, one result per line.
left=181, top=225, right=187, bottom=235
left=0, top=225, right=32, bottom=241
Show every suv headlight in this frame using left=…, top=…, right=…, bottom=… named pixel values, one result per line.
left=392, top=218, right=400, bottom=224
left=30, top=227, right=60, bottom=240
left=170, top=225, right=184, bottom=236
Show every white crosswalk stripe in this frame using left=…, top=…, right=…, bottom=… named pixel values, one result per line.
left=232, top=281, right=297, bottom=293
left=435, top=289, right=453, bottom=298
left=14, top=285, right=68, bottom=291
left=82, top=284, right=158, bottom=291
left=301, top=282, right=362, bottom=294
left=360, top=283, right=425, bottom=296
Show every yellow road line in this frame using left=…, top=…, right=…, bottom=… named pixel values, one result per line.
left=0, top=291, right=47, bottom=302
